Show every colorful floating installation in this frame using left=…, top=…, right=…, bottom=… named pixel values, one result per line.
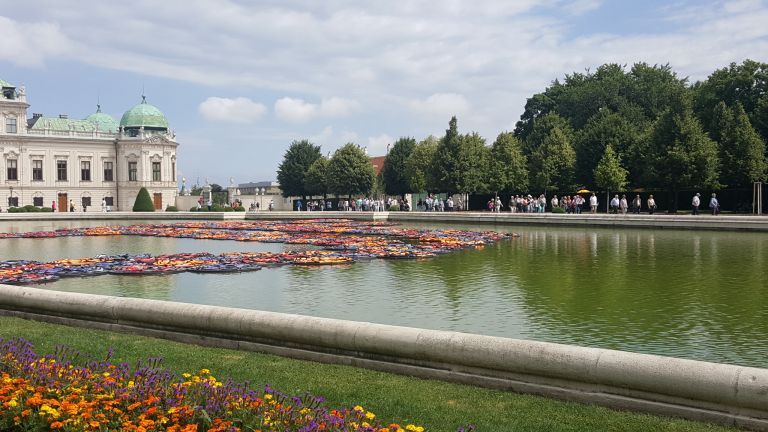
left=0, top=220, right=514, bottom=284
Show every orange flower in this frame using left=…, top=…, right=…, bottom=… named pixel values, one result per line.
left=50, top=421, right=64, bottom=429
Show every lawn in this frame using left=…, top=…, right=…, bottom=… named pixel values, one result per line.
left=0, top=315, right=737, bottom=431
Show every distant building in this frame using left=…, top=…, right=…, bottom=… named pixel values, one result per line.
left=370, top=155, right=386, bottom=176
left=0, top=77, right=178, bottom=211
left=238, top=181, right=281, bottom=195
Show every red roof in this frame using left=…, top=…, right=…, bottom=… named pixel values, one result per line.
left=370, top=155, right=386, bottom=176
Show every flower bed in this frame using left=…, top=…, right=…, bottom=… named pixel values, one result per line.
left=0, top=338, right=450, bottom=431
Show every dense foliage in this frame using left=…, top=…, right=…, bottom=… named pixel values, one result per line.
left=132, top=187, right=154, bottom=212
left=327, top=143, right=376, bottom=197
left=277, top=140, right=322, bottom=198
left=275, top=60, right=768, bottom=211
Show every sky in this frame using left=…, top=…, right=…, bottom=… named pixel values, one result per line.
left=1, top=0, right=767, bottom=186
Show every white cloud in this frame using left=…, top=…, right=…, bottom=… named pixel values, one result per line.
left=275, top=97, right=318, bottom=123
left=198, top=96, right=266, bottom=123
left=408, top=93, right=470, bottom=119
left=367, top=134, right=393, bottom=156
left=0, top=16, right=73, bottom=67
left=561, top=0, right=602, bottom=15
left=274, top=96, right=359, bottom=123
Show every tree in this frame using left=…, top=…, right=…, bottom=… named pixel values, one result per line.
left=304, top=156, right=329, bottom=198
left=276, top=139, right=322, bottom=198
left=453, top=132, right=489, bottom=194
left=405, top=136, right=439, bottom=193
left=574, top=109, right=642, bottom=188
left=132, top=187, right=155, bottom=211
left=593, top=145, right=628, bottom=211
left=327, top=143, right=376, bottom=197
left=716, top=102, right=767, bottom=187
left=382, top=137, right=416, bottom=197
left=210, top=184, right=223, bottom=193
left=530, top=127, right=576, bottom=193
left=693, top=59, right=768, bottom=143
left=432, top=116, right=462, bottom=193
left=522, top=112, right=574, bottom=156
left=487, top=132, right=528, bottom=194
left=649, top=97, right=720, bottom=211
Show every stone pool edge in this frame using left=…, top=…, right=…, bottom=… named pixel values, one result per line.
left=3, top=210, right=768, bottom=231
left=0, top=285, right=766, bottom=430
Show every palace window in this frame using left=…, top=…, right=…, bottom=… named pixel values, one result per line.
left=103, top=161, right=113, bottom=181
left=8, top=196, right=18, bottom=207
left=57, top=160, right=67, bottom=181
left=104, top=196, right=114, bottom=206
left=6, top=159, right=17, bottom=181
left=128, top=161, right=137, bottom=181
left=32, top=160, right=43, bottom=181
left=5, top=117, right=17, bottom=134
left=81, top=160, right=91, bottom=181
left=33, top=197, right=43, bottom=207
left=81, top=197, right=92, bottom=209
left=152, top=161, right=161, bottom=181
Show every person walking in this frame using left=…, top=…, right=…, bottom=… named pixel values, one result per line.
left=619, top=195, right=628, bottom=214
left=692, top=193, right=701, bottom=215
left=610, top=195, right=619, bottom=214
left=69, top=200, right=75, bottom=212
left=589, top=193, right=598, bottom=214
left=709, top=193, right=720, bottom=215
left=647, top=194, right=657, bottom=215
left=51, top=200, right=57, bottom=212
left=632, top=194, right=642, bottom=214
left=206, top=197, right=213, bottom=211
left=101, top=198, right=107, bottom=212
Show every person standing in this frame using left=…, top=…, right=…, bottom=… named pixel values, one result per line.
left=69, top=200, right=75, bottom=212
left=709, top=193, right=720, bottom=215
left=632, top=194, right=642, bottom=214
left=692, top=193, right=701, bottom=215
left=619, top=195, right=628, bottom=214
left=551, top=195, right=559, bottom=212
left=589, top=193, right=598, bottom=214
left=647, top=195, right=657, bottom=214
left=101, top=198, right=107, bottom=212
left=51, top=200, right=57, bottom=212
left=207, top=197, right=213, bottom=211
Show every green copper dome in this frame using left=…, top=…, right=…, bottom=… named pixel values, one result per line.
left=119, top=96, right=169, bottom=129
left=0, top=78, right=12, bottom=87
left=86, top=105, right=119, bottom=133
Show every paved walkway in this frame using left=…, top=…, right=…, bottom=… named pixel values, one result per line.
left=1, top=210, right=767, bottom=231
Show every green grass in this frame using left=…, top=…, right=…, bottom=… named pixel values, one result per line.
left=0, top=315, right=736, bottom=432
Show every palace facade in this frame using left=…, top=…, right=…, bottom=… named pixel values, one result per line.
left=0, top=77, right=178, bottom=212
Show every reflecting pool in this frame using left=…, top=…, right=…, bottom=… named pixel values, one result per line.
left=1, top=219, right=766, bottom=368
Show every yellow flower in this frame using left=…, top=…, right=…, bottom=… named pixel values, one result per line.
left=365, top=411, right=376, bottom=420
left=182, top=373, right=191, bottom=379
left=200, top=368, right=210, bottom=375
left=353, top=405, right=364, bottom=412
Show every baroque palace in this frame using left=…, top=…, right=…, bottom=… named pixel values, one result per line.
left=0, top=77, right=178, bottom=211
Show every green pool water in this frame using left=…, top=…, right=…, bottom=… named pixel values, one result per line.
left=1, top=219, right=766, bottom=368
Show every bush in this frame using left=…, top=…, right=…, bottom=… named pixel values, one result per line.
left=165, top=205, right=178, bottom=212
left=40, top=207, right=54, bottom=212
left=552, top=207, right=566, bottom=214
left=388, top=204, right=400, bottom=211
left=234, top=206, right=246, bottom=212
left=23, top=205, right=41, bottom=212
left=132, top=187, right=155, bottom=212
left=189, top=206, right=199, bottom=212
left=7, top=207, right=20, bottom=213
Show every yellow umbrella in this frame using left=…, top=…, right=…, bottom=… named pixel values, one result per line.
left=576, top=189, right=590, bottom=193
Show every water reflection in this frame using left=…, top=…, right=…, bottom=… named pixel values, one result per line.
left=0, top=219, right=767, bottom=368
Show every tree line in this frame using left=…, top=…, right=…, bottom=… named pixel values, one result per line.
left=277, top=60, right=768, bottom=211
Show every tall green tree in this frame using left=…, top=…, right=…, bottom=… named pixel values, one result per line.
left=405, top=136, right=439, bottom=193
left=276, top=140, right=322, bottom=199
left=453, top=132, right=489, bottom=194
left=432, top=116, right=462, bottom=193
left=522, top=112, right=574, bottom=156
left=303, top=156, right=329, bottom=198
left=574, top=109, right=641, bottom=188
left=716, top=102, right=767, bottom=187
left=693, top=59, right=768, bottom=143
left=327, top=143, right=376, bottom=197
left=649, top=97, right=720, bottom=211
left=487, top=132, right=528, bottom=194
left=530, top=127, right=576, bottom=193
left=381, top=137, right=417, bottom=197
left=593, top=145, right=628, bottom=211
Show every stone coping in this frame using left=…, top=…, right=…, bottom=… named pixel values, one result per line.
left=1, top=211, right=768, bottom=231
left=0, top=285, right=767, bottom=430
